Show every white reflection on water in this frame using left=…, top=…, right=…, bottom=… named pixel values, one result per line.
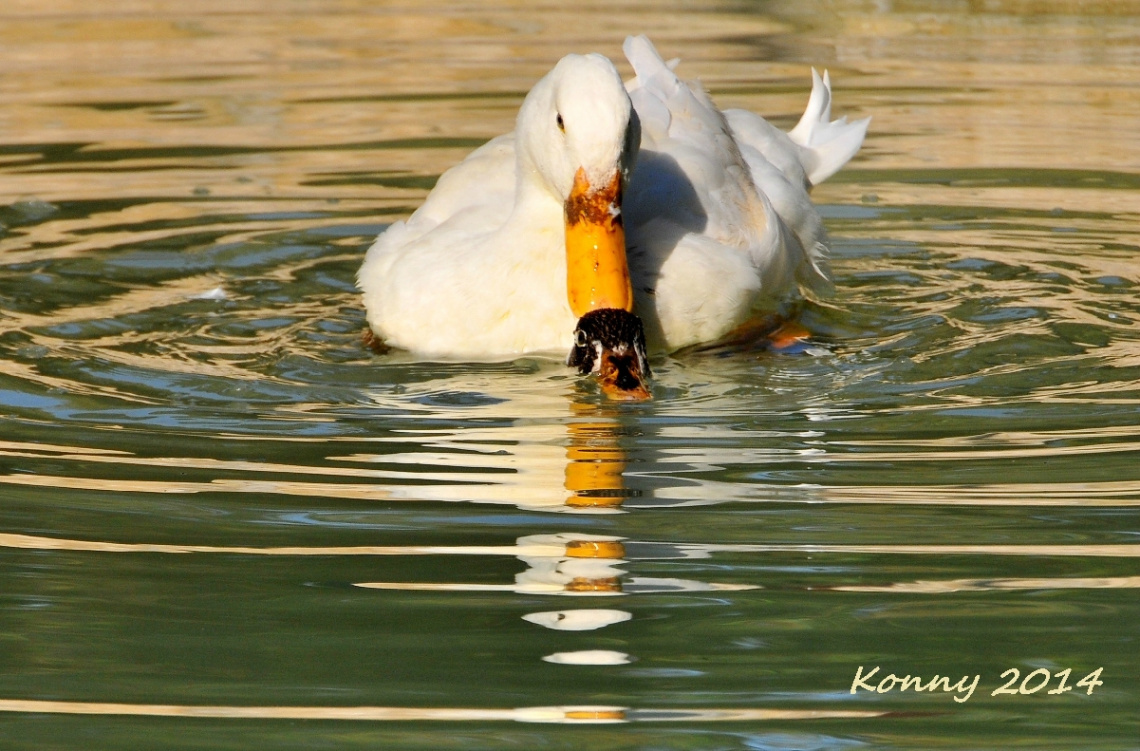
left=522, top=609, right=633, bottom=631
left=354, top=533, right=758, bottom=596
left=542, top=650, right=631, bottom=666
left=3, top=529, right=1137, bottom=586
left=7, top=363, right=1140, bottom=513
left=7, top=469, right=1140, bottom=509
left=0, top=377, right=639, bottom=512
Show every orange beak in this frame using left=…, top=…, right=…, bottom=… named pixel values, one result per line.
left=564, top=167, right=633, bottom=318
left=597, top=349, right=651, bottom=401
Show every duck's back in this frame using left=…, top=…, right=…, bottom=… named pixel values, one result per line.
left=619, top=36, right=868, bottom=350
left=623, top=37, right=774, bottom=256
left=621, top=36, right=816, bottom=349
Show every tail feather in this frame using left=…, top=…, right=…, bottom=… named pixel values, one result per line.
left=623, top=35, right=681, bottom=97
left=788, top=68, right=869, bottom=185
left=789, top=69, right=832, bottom=143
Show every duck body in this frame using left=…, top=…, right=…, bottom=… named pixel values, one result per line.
left=358, top=36, right=868, bottom=358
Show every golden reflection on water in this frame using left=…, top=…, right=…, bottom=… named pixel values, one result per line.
left=0, top=697, right=884, bottom=723
left=6, top=395, right=1140, bottom=508
left=4, top=530, right=1137, bottom=560
left=834, top=575, right=1140, bottom=594
left=0, top=383, right=636, bottom=512
left=4, top=1, right=1138, bottom=223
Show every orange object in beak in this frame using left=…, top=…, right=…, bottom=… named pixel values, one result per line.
left=564, top=167, right=633, bottom=318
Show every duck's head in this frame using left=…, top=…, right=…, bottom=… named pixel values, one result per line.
left=518, top=53, right=648, bottom=398
left=517, top=52, right=639, bottom=230
left=568, top=308, right=651, bottom=400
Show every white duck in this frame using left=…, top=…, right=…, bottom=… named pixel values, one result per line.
left=358, top=35, right=868, bottom=395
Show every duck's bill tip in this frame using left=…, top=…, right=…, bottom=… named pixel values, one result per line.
left=597, top=352, right=652, bottom=401
left=569, top=308, right=653, bottom=401
left=599, top=380, right=652, bottom=401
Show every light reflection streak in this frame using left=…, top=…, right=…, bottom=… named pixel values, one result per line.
left=0, top=532, right=546, bottom=557
left=0, top=471, right=638, bottom=513
left=0, top=699, right=885, bottom=723
left=816, top=482, right=1140, bottom=505
left=0, top=353, right=164, bottom=407
left=6, top=360, right=1140, bottom=513
left=3, top=531, right=1137, bottom=560
left=685, top=543, right=1140, bottom=558
left=831, top=425, right=1140, bottom=448
left=6, top=466, right=1140, bottom=509
left=354, top=580, right=756, bottom=595
left=355, top=533, right=759, bottom=596
left=642, top=477, right=1140, bottom=507
left=833, top=575, right=1140, bottom=594
left=0, top=378, right=638, bottom=513
left=7, top=529, right=1137, bottom=596
left=0, top=276, right=235, bottom=339
left=657, top=441, right=1140, bottom=465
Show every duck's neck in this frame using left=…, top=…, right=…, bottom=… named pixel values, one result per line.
left=479, top=157, right=573, bottom=328
left=506, top=159, right=566, bottom=244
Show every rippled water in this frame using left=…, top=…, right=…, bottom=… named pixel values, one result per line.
left=2, top=2, right=1138, bottom=749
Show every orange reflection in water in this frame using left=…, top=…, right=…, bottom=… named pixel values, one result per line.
left=564, top=401, right=630, bottom=510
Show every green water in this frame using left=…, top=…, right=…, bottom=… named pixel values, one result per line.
left=1, top=2, right=1138, bottom=749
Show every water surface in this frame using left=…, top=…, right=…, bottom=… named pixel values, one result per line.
left=1, top=2, right=1138, bottom=749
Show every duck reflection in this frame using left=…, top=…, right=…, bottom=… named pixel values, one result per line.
left=563, top=401, right=634, bottom=509
left=354, top=532, right=757, bottom=597
left=355, top=362, right=646, bottom=512
left=516, top=533, right=627, bottom=593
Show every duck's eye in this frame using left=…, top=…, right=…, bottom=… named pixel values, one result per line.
left=556, top=113, right=565, bottom=132
left=574, top=328, right=587, bottom=347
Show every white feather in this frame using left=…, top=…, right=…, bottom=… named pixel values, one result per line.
left=358, top=36, right=867, bottom=356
